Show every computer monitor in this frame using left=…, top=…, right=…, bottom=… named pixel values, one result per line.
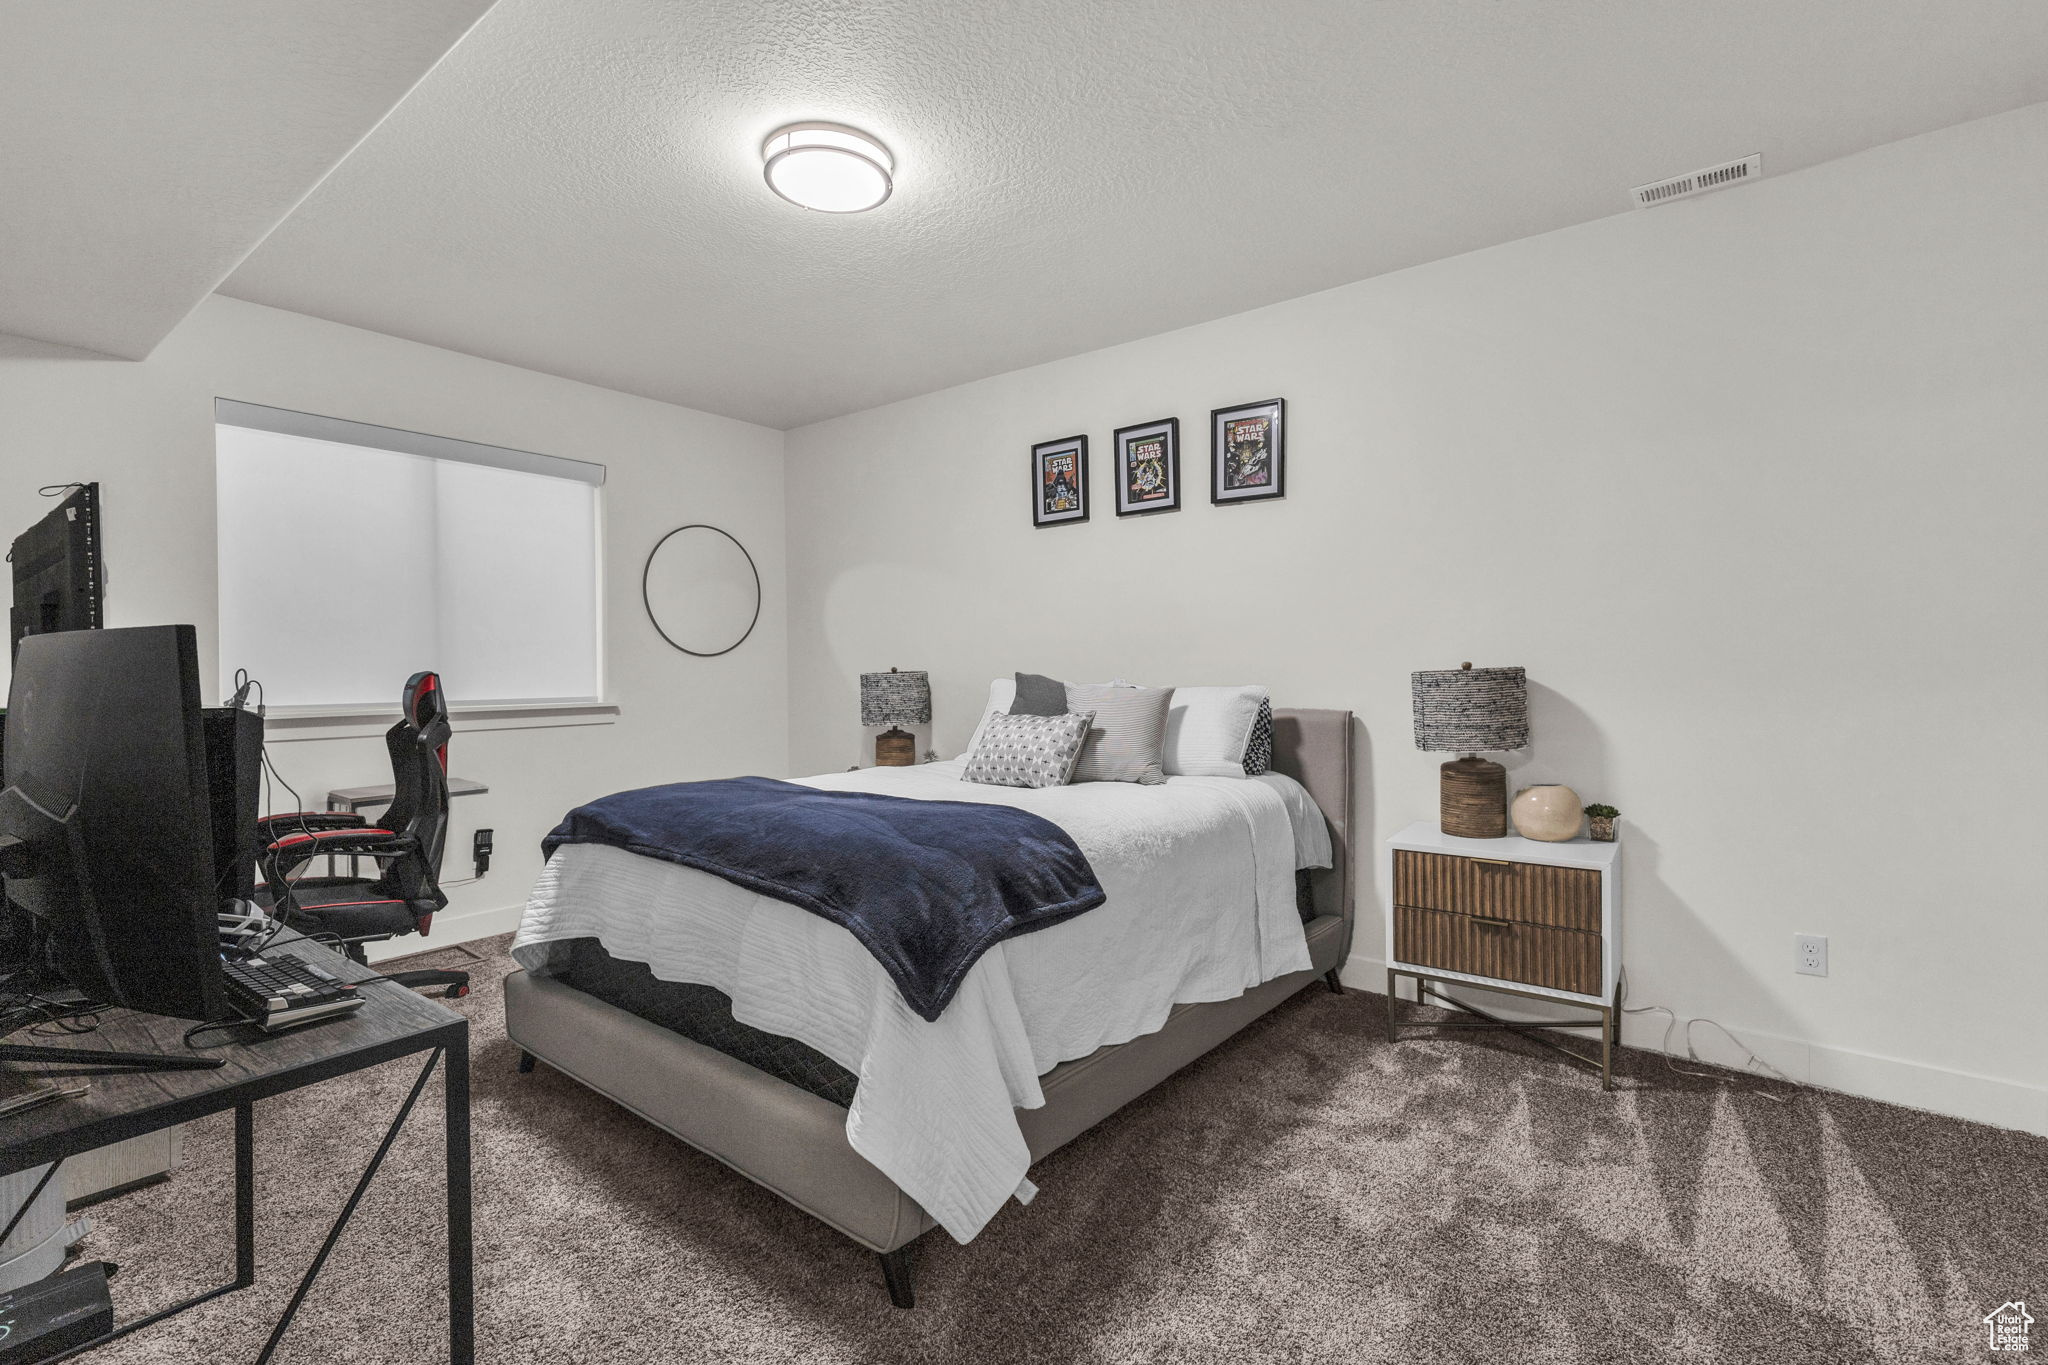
left=0, top=625, right=229, bottom=1024
left=8, top=484, right=102, bottom=661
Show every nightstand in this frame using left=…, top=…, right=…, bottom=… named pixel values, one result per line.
left=1384, top=820, right=1622, bottom=1089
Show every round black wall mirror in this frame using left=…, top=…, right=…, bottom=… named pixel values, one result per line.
left=642, top=525, right=761, bottom=657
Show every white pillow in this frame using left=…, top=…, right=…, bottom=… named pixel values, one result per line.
left=1160, top=684, right=1269, bottom=777
left=960, top=677, right=1018, bottom=757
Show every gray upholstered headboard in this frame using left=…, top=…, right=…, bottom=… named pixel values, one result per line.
left=1268, top=708, right=1355, bottom=949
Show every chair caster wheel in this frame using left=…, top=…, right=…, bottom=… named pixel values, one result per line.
left=446, top=984, right=470, bottom=999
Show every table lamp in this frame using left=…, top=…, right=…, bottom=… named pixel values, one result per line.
left=860, top=667, right=930, bottom=767
left=1411, top=663, right=1528, bottom=838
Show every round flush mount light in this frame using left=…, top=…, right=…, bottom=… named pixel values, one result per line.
left=761, top=122, right=893, bottom=213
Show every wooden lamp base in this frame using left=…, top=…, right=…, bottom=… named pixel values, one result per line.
left=1440, top=756, right=1507, bottom=838
left=874, top=727, right=916, bottom=767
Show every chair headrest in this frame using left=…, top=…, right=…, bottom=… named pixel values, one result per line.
left=404, top=671, right=440, bottom=723
left=403, top=671, right=449, bottom=737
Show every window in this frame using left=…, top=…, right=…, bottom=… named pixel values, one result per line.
left=215, top=400, right=603, bottom=711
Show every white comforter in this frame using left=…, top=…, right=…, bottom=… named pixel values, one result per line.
left=511, top=760, right=1326, bottom=1242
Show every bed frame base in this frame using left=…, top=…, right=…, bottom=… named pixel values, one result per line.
left=504, top=915, right=1347, bottom=1262
left=502, top=707, right=1355, bottom=1308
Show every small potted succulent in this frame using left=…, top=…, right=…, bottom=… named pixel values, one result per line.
left=1584, top=804, right=1619, bottom=842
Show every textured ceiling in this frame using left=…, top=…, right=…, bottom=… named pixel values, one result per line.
left=218, top=0, right=2048, bottom=429
left=0, top=0, right=493, bottom=358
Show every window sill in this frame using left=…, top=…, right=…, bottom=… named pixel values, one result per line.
left=263, top=701, right=620, bottom=743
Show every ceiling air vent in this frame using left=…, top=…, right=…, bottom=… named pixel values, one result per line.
left=1630, top=154, right=1761, bottom=209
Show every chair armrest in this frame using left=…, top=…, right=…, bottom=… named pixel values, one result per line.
left=256, top=812, right=367, bottom=842
left=265, top=827, right=411, bottom=878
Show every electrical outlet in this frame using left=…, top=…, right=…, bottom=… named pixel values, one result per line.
left=1794, top=933, right=1828, bottom=977
left=472, top=828, right=494, bottom=878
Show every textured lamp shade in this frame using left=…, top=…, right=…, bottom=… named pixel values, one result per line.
left=861, top=668, right=930, bottom=766
left=1412, top=664, right=1528, bottom=839
left=860, top=669, right=931, bottom=726
left=1411, top=666, right=1528, bottom=753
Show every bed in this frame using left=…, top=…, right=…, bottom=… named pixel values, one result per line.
left=502, top=706, right=1354, bottom=1306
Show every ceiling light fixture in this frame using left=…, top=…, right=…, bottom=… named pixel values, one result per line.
left=761, top=122, right=893, bottom=213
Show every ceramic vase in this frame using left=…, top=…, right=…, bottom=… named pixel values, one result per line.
left=1511, top=784, right=1583, bottom=842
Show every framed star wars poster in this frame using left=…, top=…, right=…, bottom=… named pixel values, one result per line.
left=1031, top=434, right=1089, bottom=527
left=1211, top=398, right=1285, bottom=505
left=1113, top=417, right=1179, bottom=517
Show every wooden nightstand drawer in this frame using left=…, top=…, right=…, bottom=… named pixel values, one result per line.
left=1393, top=905, right=1601, bottom=997
left=1393, top=849, right=1600, bottom=933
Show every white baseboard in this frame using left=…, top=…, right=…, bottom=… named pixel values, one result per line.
left=1344, top=952, right=2048, bottom=1139
left=363, top=901, right=524, bottom=964
left=359, top=931, right=2044, bottom=1136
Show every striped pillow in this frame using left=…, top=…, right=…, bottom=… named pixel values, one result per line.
left=1063, top=683, right=1174, bottom=785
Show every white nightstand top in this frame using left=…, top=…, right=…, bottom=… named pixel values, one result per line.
left=1387, top=819, right=1621, bottom=871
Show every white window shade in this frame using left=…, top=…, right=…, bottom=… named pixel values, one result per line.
left=216, top=403, right=602, bottom=710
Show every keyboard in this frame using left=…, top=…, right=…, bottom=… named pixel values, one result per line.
left=221, top=954, right=365, bottom=1032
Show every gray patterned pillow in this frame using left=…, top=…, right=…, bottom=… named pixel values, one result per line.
left=1064, top=682, right=1173, bottom=785
left=1242, top=698, right=1274, bottom=776
left=962, top=711, right=1094, bottom=789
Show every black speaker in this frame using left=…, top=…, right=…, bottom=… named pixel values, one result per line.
left=200, top=707, right=264, bottom=902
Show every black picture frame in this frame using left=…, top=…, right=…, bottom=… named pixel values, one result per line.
left=1210, top=398, right=1286, bottom=505
left=1031, top=435, right=1089, bottom=527
left=1112, top=417, right=1180, bottom=517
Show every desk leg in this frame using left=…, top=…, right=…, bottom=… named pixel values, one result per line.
left=446, top=1028, right=474, bottom=1365
left=235, top=1102, right=255, bottom=1289
left=257, top=1050, right=443, bottom=1365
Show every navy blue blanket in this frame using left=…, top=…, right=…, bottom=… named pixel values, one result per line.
left=542, top=777, right=1106, bottom=1022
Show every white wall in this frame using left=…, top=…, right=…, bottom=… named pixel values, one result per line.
left=2, top=295, right=788, bottom=948
left=784, top=105, right=2048, bottom=1134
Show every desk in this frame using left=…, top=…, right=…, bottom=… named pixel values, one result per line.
left=0, top=931, right=472, bottom=1364
left=326, top=777, right=488, bottom=814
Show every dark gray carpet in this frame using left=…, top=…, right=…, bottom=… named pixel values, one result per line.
left=79, top=936, right=2045, bottom=1364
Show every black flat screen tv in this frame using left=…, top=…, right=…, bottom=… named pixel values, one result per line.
left=9, top=482, right=102, bottom=661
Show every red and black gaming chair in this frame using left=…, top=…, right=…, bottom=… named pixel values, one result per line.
left=254, top=672, right=468, bottom=998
